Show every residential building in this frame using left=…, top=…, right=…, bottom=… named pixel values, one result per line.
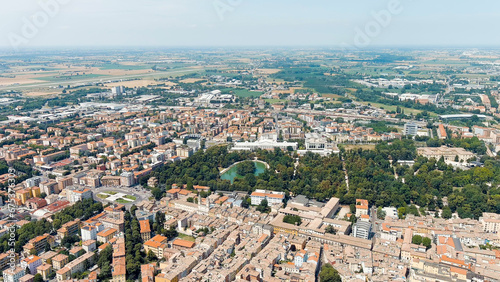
left=97, top=228, right=117, bottom=243
left=3, top=267, right=25, bottom=282
left=353, top=221, right=372, bottom=240
left=250, top=190, right=285, bottom=206
left=404, top=123, right=419, bottom=136
left=139, top=220, right=151, bottom=241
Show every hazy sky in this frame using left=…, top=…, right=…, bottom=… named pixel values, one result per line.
left=1, top=0, right=500, bottom=49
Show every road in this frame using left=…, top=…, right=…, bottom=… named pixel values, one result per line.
left=370, top=206, right=379, bottom=238
left=341, top=155, right=350, bottom=192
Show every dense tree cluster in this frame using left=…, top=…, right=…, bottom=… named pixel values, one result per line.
left=236, top=160, right=256, bottom=176
left=145, top=138, right=500, bottom=220
left=53, top=198, right=103, bottom=229
left=319, top=264, right=342, bottom=282
left=344, top=140, right=500, bottom=219
left=0, top=198, right=102, bottom=254
left=283, top=215, right=302, bottom=225
left=143, top=146, right=252, bottom=191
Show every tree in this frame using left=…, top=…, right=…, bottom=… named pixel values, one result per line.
left=283, top=215, right=302, bottom=225
left=241, top=196, right=250, bottom=208
left=349, top=214, right=357, bottom=225
left=422, top=237, right=432, bottom=249
left=164, top=226, right=178, bottom=240
left=377, top=207, right=386, bottom=220
left=147, top=250, right=157, bottom=262
left=130, top=205, right=138, bottom=216
left=412, top=235, right=423, bottom=245
left=99, top=261, right=112, bottom=280
left=442, top=206, right=452, bottom=219
left=97, top=245, right=113, bottom=270
left=319, top=264, right=342, bottom=282
left=151, top=187, right=163, bottom=200
left=350, top=204, right=356, bottom=214
left=155, top=211, right=165, bottom=233
left=236, top=161, right=256, bottom=176
left=325, top=225, right=337, bottom=235
left=256, top=199, right=270, bottom=213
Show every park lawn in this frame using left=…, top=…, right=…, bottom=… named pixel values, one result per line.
left=358, top=101, right=436, bottom=116
left=265, top=77, right=286, bottom=84
left=97, top=194, right=109, bottom=199
left=178, top=233, right=196, bottom=242
left=124, top=195, right=137, bottom=200
left=232, top=89, right=263, bottom=98
left=115, top=198, right=130, bottom=204
left=264, top=99, right=287, bottom=104
left=321, top=94, right=343, bottom=99
left=107, top=191, right=118, bottom=195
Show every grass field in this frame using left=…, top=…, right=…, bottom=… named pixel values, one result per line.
left=99, top=63, right=151, bottom=70
left=265, top=78, right=286, bottom=84
left=220, top=88, right=263, bottom=98
left=34, top=74, right=107, bottom=82
left=178, top=233, right=196, bottom=242
left=232, top=89, right=263, bottom=98
left=264, top=98, right=287, bottom=104
left=321, top=94, right=344, bottom=99
left=358, top=101, right=431, bottom=116
left=97, top=194, right=109, bottom=199
left=116, top=198, right=130, bottom=204
left=124, top=195, right=137, bottom=200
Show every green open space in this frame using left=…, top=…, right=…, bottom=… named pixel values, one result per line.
left=124, top=195, right=137, bottom=200
left=97, top=194, right=109, bottom=199
left=178, top=233, right=196, bottom=242
left=34, top=74, right=107, bottom=82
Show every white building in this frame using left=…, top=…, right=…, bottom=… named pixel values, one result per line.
left=294, top=251, right=307, bottom=268
left=232, top=139, right=298, bottom=151
left=353, top=221, right=371, bottom=240
left=3, top=267, right=25, bottom=282
left=112, top=86, right=124, bottom=96
left=298, top=133, right=340, bottom=156
left=382, top=207, right=398, bottom=220
left=404, top=123, right=419, bottom=136
left=250, top=190, right=285, bottom=206
left=67, top=188, right=93, bottom=203
left=81, top=225, right=98, bottom=241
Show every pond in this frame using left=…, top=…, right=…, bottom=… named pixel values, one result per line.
left=220, top=161, right=267, bottom=183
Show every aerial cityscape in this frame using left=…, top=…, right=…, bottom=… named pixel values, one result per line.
left=1, top=1, right=500, bottom=282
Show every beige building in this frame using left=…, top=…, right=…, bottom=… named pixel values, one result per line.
left=52, top=254, right=68, bottom=270
left=144, top=235, right=168, bottom=259
left=480, top=213, right=500, bottom=233
left=97, top=228, right=117, bottom=243
left=417, top=146, right=475, bottom=162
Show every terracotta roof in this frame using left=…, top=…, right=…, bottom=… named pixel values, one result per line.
left=172, top=239, right=195, bottom=248
left=139, top=220, right=151, bottom=233
left=450, top=266, right=467, bottom=275
left=97, top=228, right=117, bottom=237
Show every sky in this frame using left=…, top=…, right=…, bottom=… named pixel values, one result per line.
left=1, top=0, right=500, bottom=49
